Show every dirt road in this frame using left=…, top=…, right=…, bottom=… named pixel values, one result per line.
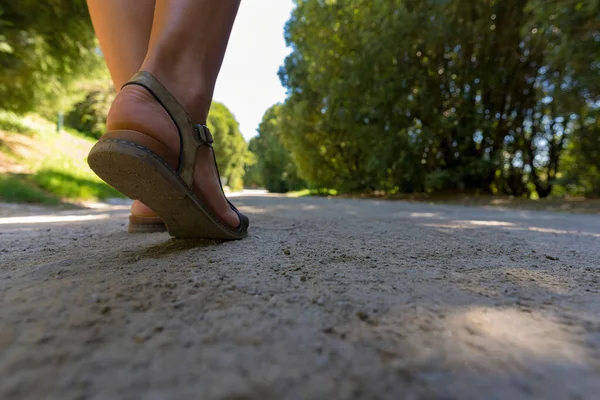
left=1, top=193, right=599, bottom=399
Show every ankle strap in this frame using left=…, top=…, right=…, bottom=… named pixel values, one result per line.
left=122, top=71, right=213, bottom=189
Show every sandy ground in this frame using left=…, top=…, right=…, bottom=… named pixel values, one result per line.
left=1, top=193, right=599, bottom=400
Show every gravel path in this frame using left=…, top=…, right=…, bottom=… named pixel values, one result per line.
left=1, top=193, right=599, bottom=400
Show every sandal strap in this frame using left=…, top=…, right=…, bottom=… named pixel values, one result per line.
left=122, top=71, right=212, bottom=189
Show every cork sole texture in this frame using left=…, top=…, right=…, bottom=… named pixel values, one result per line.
left=127, top=217, right=168, bottom=234
left=88, top=139, right=246, bottom=240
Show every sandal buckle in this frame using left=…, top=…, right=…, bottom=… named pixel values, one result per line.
left=194, top=124, right=214, bottom=145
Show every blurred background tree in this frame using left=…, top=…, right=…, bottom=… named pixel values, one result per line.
left=65, top=82, right=115, bottom=139
left=250, top=105, right=305, bottom=193
left=208, top=103, right=248, bottom=191
left=274, top=0, right=600, bottom=197
left=0, top=0, right=102, bottom=116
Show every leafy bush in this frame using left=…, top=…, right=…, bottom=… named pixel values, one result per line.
left=208, top=102, right=249, bottom=192
left=65, top=86, right=115, bottom=139
left=0, top=1, right=103, bottom=114
left=0, top=111, right=34, bottom=135
left=251, top=105, right=305, bottom=193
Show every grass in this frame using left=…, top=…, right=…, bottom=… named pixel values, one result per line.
left=0, top=174, right=60, bottom=204
left=33, top=167, right=123, bottom=200
left=0, top=111, right=35, bottom=135
left=0, top=111, right=124, bottom=204
left=287, top=188, right=339, bottom=198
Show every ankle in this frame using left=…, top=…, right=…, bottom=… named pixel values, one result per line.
left=141, top=57, right=213, bottom=124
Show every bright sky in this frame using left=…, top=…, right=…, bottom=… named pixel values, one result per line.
left=213, top=0, right=295, bottom=141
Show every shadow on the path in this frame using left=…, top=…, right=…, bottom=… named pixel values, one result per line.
left=137, top=237, right=223, bottom=258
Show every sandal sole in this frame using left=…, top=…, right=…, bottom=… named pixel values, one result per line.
left=128, top=224, right=168, bottom=234
left=88, top=138, right=247, bottom=240
left=127, top=215, right=167, bottom=233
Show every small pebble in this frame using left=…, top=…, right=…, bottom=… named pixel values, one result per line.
left=283, top=249, right=291, bottom=256
left=300, top=276, right=307, bottom=282
left=546, top=255, right=559, bottom=261
left=356, top=311, right=370, bottom=321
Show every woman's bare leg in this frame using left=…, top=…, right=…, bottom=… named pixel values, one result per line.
left=87, top=0, right=159, bottom=218
left=87, top=0, right=154, bottom=89
left=106, top=0, right=242, bottom=228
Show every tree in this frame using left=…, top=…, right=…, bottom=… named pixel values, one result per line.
left=207, top=102, right=248, bottom=192
left=243, top=142, right=263, bottom=188
left=252, top=105, right=305, bottom=193
left=560, top=107, right=600, bottom=196
left=275, top=0, right=599, bottom=197
left=0, top=1, right=102, bottom=114
left=65, top=82, right=115, bottom=139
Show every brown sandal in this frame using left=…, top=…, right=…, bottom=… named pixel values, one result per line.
left=88, top=71, right=249, bottom=239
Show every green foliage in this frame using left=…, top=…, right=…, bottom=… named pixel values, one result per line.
left=251, top=105, right=305, bottom=193
left=208, top=102, right=248, bottom=191
left=0, top=111, right=34, bottom=135
left=274, top=0, right=600, bottom=197
left=0, top=174, right=60, bottom=204
left=0, top=1, right=103, bottom=114
left=33, top=167, right=122, bottom=200
left=243, top=148, right=262, bottom=188
left=0, top=166, right=122, bottom=204
left=0, top=112, right=124, bottom=202
left=65, top=84, right=115, bottom=139
left=559, top=108, right=600, bottom=196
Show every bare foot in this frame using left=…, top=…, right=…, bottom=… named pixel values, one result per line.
left=131, top=200, right=160, bottom=218
left=107, top=85, right=240, bottom=229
